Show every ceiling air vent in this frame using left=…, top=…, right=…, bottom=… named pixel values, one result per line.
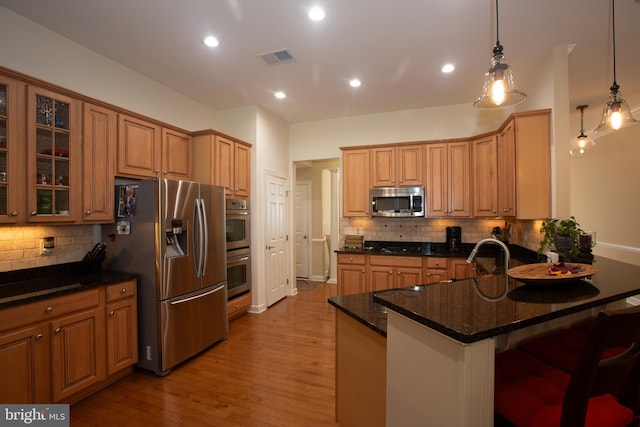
left=258, top=49, right=295, bottom=65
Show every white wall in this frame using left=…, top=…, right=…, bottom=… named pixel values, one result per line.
left=0, top=6, right=217, bottom=131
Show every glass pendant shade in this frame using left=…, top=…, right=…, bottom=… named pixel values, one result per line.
left=473, top=0, right=526, bottom=109
left=594, top=86, right=638, bottom=133
left=594, top=0, right=638, bottom=133
left=570, top=105, right=595, bottom=157
left=570, top=133, right=596, bottom=157
left=474, top=49, right=526, bottom=108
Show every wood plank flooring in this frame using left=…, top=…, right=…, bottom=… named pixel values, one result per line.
left=71, top=283, right=339, bottom=426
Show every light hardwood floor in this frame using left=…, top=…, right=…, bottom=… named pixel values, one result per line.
left=71, top=283, right=339, bottom=426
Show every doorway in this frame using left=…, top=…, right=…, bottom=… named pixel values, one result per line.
left=295, top=181, right=311, bottom=279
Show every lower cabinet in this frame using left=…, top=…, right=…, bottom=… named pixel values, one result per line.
left=0, top=279, right=137, bottom=404
left=337, top=254, right=367, bottom=296
left=368, top=255, right=423, bottom=291
left=228, top=291, right=251, bottom=320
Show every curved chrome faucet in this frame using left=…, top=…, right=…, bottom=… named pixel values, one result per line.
left=467, top=237, right=511, bottom=289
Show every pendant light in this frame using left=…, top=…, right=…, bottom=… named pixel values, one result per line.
left=594, top=0, right=638, bottom=133
left=473, top=0, right=526, bottom=109
left=570, top=105, right=596, bottom=157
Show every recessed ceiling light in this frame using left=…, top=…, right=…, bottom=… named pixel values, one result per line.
left=441, top=64, right=455, bottom=73
left=275, top=91, right=286, bottom=99
left=349, top=79, right=362, bottom=88
left=308, top=6, right=325, bottom=21
left=204, top=36, right=219, bottom=47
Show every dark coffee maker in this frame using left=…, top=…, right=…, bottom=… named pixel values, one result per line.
left=446, top=226, right=462, bottom=252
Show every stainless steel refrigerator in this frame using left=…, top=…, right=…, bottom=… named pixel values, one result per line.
left=103, top=178, right=228, bottom=375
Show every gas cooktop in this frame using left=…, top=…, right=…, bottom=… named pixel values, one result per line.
left=363, top=241, right=423, bottom=254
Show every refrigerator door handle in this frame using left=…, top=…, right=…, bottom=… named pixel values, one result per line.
left=169, top=283, right=225, bottom=305
left=193, top=198, right=205, bottom=277
left=200, top=198, right=209, bottom=277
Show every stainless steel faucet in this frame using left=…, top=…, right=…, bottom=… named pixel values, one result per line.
left=467, top=238, right=511, bottom=288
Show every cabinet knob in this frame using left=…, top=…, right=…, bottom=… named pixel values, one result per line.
left=492, top=209, right=497, bottom=213
left=163, top=170, right=168, bottom=175
left=361, top=269, right=365, bottom=273
left=54, top=327, right=61, bottom=333
left=45, top=306, right=53, bottom=313
left=35, top=334, right=43, bottom=340
left=349, top=257, right=353, bottom=261
left=121, top=288, right=127, bottom=294
left=389, top=270, right=393, bottom=274
left=11, top=211, right=18, bottom=216
left=31, top=211, right=37, bottom=216
left=109, top=310, right=115, bottom=316
left=154, top=169, right=160, bottom=174
left=397, top=271, right=400, bottom=275
left=85, top=210, right=92, bottom=215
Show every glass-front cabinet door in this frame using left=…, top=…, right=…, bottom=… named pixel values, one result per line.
left=27, top=86, right=79, bottom=222
left=0, top=76, right=22, bottom=223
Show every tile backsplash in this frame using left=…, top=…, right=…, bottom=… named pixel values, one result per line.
left=340, top=217, right=544, bottom=253
left=0, top=225, right=98, bottom=272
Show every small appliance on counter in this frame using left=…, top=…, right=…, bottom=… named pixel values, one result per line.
left=446, top=226, right=462, bottom=252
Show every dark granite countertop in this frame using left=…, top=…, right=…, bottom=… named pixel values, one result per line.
left=373, top=256, right=640, bottom=344
left=0, top=262, right=137, bottom=309
left=329, top=248, right=640, bottom=341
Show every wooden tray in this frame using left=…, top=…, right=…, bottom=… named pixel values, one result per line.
left=508, top=263, right=600, bottom=285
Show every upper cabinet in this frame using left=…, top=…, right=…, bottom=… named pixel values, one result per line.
left=161, top=128, right=192, bottom=181
left=425, top=142, right=471, bottom=217
left=497, top=120, right=516, bottom=218
left=192, top=131, right=251, bottom=199
left=342, top=148, right=370, bottom=217
left=82, top=103, right=117, bottom=223
left=117, top=114, right=192, bottom=180
left=510, top=111, right=551, bottom=219
left=370, top=144, right=423, bottom=188
left=0, top=75, right=24, bottom=224
left=117, top=114, right=161, bottom=179
left=471, top=135, right=499, bottom=217
left=26, top=86, right=80, bottom=223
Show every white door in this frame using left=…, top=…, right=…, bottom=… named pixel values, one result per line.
left=266, top=173, right=289, bottom=306
left=295, top=182, right=310, bottom=279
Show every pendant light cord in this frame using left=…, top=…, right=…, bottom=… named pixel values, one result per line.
left=495, top=0, right=500, bottom=45
left=611, top=0, right=618, bottom=87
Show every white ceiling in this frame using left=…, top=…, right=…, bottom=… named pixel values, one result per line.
left=1, top=0, right=639, bottom=125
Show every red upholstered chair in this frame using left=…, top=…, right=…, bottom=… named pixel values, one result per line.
left=494, top=305, right=640, bottom=427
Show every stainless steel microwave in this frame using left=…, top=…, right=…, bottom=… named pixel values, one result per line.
left=370, top=187, right=425, bottom=217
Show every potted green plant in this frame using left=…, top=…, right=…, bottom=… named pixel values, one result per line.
left=538, top=216, right=583, bottom=258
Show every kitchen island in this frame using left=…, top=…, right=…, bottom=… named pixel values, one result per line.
left=329, top=255, right=640, bottom=427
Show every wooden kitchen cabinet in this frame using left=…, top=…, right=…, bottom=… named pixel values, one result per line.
left=342, top=148, right=370, bottom=217
left=0, top=280, right=137, bottom=404
left=337, top=254, right=367, bottom=295
left=425, top=257, right=448, bottom=284
left=105, top=280, right=138, bottom=375
left=370, top=144, right=422, bottom=188
left=162, top=128, right=192, bottom=180
left=448, top=258, right=477, bottom=280
left=368, top=255, right=423, bottom=291
left=192, top=131, right=251, bottom=198
left=0, top=323, right=51, bottom=403
left=471, top=135, right=499, bottom=217
left=117, top=114, right=161, bottom=178
left=228, top=291, right=252, bottom=320
left=425, top=142, right=471, bottom=217
left=82, top=103, right=116, bottom=222
left=498, top=120, right=516, bottom=217
left=0, top=75, right=24, bottom=224
left=510, top=110, right=551, bottom=219
left=51, top=306, right=106, bottom=402
left=26, top=85, right=81, bottom=222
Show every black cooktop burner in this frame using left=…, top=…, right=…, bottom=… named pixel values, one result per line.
left=363, top=241, right=422, bottom=254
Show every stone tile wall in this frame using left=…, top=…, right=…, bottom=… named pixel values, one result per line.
left=0, top=225, right=96, bottom=272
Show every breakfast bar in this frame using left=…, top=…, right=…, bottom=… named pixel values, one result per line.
left=330, top=256, right=640, bottom=427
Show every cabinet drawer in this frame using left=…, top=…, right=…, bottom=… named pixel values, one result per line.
left=228, top=292, right=251, bottom=319
left=338, top=254, right=366, bottom=265
left=369, top=255, right=422, bottom=268
left=426, top=257, right=448, bottom=269
left=106, top=280, right=137, bottom=303
left=0, top=288, right=101, bottom=333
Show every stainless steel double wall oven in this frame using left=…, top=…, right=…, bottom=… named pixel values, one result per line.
left=226, top=199, right=251, bottom=299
